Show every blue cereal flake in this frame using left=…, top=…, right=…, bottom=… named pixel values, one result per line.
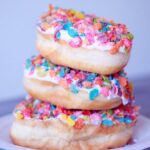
left=63, top=21, right=73, bottom=30
left=118, top=118, right=124, bottom=123
left=43, top=60, right=49, bottom=70
left=102, top=113, right=107, bottom=118
left=100, top=27, right=109, bottom=32
left=59, top=67, right=65, bottom=77
left=99, top=22, right=110, bottom=32
left=119, top=70, right=125, bottom=77
left=68, top=28, right=78, bottom=38
left=50, top=104, right=56, bottom=111
left=70, top=84, right=79, bottom=94
left=108, top=75, right=113, bottom=80
left=112, top=78, right=120, bottom=87
left=86, top=73, right=97, bottom=81
left=56, top=31, right=61, bottom=40
left=31, top=66, right=35, bottom=72
left=124, top=117, right=132, bottom=124
left=70, top=115, right=77, bottom=120
left=80, top=33, right=85, bottom=37
left=25, top=58, right=32, bottom=69
left=102, top=119, right=113, bottom=126
left=89, top=88, right=99, bottom=100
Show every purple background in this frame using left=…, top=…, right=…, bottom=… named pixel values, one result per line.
left=0, top=0, right=150, bottom=103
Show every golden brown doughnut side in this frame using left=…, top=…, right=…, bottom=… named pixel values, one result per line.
left=23, top=78, right=122, bottom=110
left=10, top=119, right=134, bottom=150
left=36, top=32, right=130, bottom=75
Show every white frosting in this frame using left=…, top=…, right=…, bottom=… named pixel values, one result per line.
left=25, top=69, right=58, bottom=84
left=59, top=30, right=73, bottom=42
left=37, top=26, right=126, bottom=52
left=83, top=39, right=113, bottom=51
left=24, top=69, right=123, bottom=101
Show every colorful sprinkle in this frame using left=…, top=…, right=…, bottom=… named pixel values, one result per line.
left=59, top=67, right=65, bottom=77
left=66, top=117, right=75, bottom=126
left=124, top=117, right=132, bottom=124
left=25, top=59, right=32, bottom=69
left=90, top=113, right=101, bottom=125
left=86, top=73, right=97, bottom=81
left=38, top=5, right=133, bottom=53
left=69, top=37, right=82, bottom=48
left=118, top=118, right=124, bottom=123
left=15, top=112, right=24, bottom=120
left=43, top=60, right=50, bottom=69
left=82, top=81, right=92, bottom=88
left=89, top=88, right=99, bottom=100
left=101, top=87, right=109, bottom=97
left=74, top=118, right=85, bottom=129
left=94, top=23, right=102, bottom=30
left=36, top=67, right=48, bottom=77
left=70, top=115, right=77, bottom=120
left=55, top=31, right=61, bottom=40
left=74, top=11, right=85, bottom=19
left=102, top=119, right=113, bottom=126
left=49, top=70, right=56, bottom=77
left=25, top=56, right=134, bottom=102
left=68, top=28, right=78, bottom=38
left=63, top=21, right=73, bottom=30
left=107, top=109, right=113, bottom=115
left=70, top=84, right=79, bottom=94
left=14, top=98, right=139, bottom=129
left=40, top=22, right=50, bottom=30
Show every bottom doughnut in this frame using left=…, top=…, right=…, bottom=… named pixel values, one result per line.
left=11, top=119, right=133, bottom=150
left=10, top=97, right=138, bottom=150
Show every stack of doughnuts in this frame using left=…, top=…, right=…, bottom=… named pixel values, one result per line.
left=10, top=5, right=139, bottom=150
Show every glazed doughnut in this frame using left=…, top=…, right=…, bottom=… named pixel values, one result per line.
left=36, top=5, right=133, bottom=75
left=10, top=98, right=139, bottom=150
left=24, top=55, right=134, bottom=110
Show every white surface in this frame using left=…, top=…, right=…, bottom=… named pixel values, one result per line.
left=0, top=115, right=150, bottom=150
left=0, top=0, right=150, bottom=102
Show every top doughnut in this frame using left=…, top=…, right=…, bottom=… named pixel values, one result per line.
left=37, top=5, right=134, bottom=75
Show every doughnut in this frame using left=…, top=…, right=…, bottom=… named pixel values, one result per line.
left=24, top=55, right=134, bottom=110
left=36, top=5, right=133, bottom=75
left=10, top=97, right=139, bottom=150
